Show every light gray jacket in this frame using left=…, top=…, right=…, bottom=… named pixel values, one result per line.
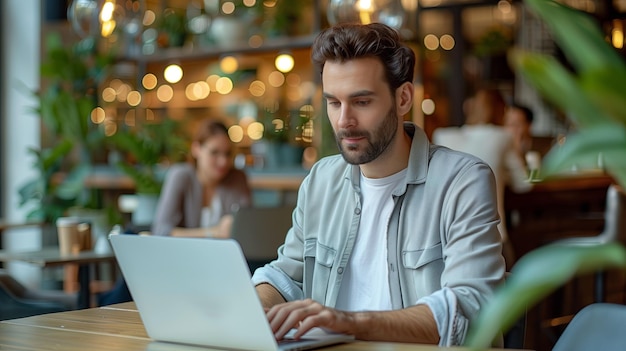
left=251, top=123, right=506, bottom=346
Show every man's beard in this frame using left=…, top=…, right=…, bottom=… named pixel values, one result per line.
left=335, top=107, right=398, bottom=165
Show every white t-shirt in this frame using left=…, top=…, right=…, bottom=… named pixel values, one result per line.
left=335, top=168, right=407, bottom=312
left=200, top=196, right=222, bottom=228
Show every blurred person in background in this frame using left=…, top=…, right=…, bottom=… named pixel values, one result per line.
left=504, top=103, right=535, bottom=163
left=151, top=119, right=252, bottom=238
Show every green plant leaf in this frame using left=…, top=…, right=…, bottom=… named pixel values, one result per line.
left=116, top=162, right=162, bottom=195
left=541, top=124, right=626, bottom=188
left=525, top=0, right=624, bottom=72
left=511, top=50, right=610, bottom=129
left=579, top=68, right=626, bottom=125
left=40, top=139, right=74, bottom=172
left=465, top=243, right=626, bottom=350
left=55, top=163, right=92, bottom=200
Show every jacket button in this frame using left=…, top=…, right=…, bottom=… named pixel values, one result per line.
left=337, top=267, right=344, bottom=274
left=354, top=208, right=361, bottom=215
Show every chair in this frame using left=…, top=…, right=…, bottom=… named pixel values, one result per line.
left=0, top=270, right=77, bottom=320
left=230, top=205, right=294, bottom=272
left=552, top=303, right=626, bottom=351
left=555, top=184, right=626, bottom=302
left=534, top=185, right=626, bottom=348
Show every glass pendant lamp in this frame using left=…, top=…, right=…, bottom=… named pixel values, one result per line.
left=326, top=0, right=406, bottom=29
left=67, top=0, right=144, bottom=39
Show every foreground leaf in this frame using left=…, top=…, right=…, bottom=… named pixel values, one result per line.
left=465, top=244, right=626, bottom=349
left=510, top=51, right=607, bottom=129
left=541, top=124, right=626, bottom=188
left=525, top=0, right=624, bottom=72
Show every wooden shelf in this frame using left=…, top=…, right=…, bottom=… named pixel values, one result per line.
left=120, top=35, right=317, bottom=64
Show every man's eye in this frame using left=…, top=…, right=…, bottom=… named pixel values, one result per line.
left=355, top=100, right=370, bottom=106
left=327, top=101, right=340, bottom=107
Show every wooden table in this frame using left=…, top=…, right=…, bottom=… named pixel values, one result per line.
left=62, top=170, right=308, bottom=193
left=0, top=248, right=117, bottom=309
left=0, top=220, right=43, bottom=235
left=62, top=169, right=309, bottom=209
left=0, top=302, right=524, bottom=351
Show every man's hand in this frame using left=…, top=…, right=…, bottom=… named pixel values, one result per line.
left=266, top=299, right=355, bottom=340
left=265, top=298, right=440, bottom=344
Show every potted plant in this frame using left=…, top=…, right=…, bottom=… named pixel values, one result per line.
left=465, top=0, right=626, bottom=349
left=18, top=34, right=114, bottom=225
left=156, top=8, right=189, bottom=48
left=261, top=107, right=312, bottom=169
left=261, top=0, right=312, bottom=38
left=207, top=0, right=263, bottom=47
left=107, top=118, right=188, bottom=224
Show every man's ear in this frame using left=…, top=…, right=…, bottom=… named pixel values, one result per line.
left=396, top=82, right=414, bottom=116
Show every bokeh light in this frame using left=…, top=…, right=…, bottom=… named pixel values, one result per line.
left=164, top=64, right=183, bottom=84
left=228, top=124, right=244, bottom=142
left=249, top=80, right=266, bottom=97
left=142, top=73, right=158, bottom=90
left=220, top=56, right=239, bottom=74
left=422, top=98, right=436, bottom=115
left=275, top=53, right=294, bottom=73
left=127, top=90, right=142, bottom=106
left=268, top=71, right=285, bottom=87
left=215, top=77, right=234, bottom=94
left=157, top=85, right=174, bottom=102
left=90, top=107, right=106, bottom=124
left=247, top=122, right=265, bottom=140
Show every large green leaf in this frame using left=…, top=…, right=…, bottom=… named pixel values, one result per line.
left=578, top=68, right=626, bottom=125
left=116, top=162, right=162, bottom=195
left=17, top=141, right=76, bottom=222
left=465, top=244, right=626, bottom=349
left=55, top=163, right=93, bottom=201
left=525, top=0, right=624, bottom=72
left=511, top=51, right=608, bottom=129
left=467, top=1, right=626, bottom=349
left=40, top=139, right=74, bottom=172
left=541, top=124, right=626, bottom=188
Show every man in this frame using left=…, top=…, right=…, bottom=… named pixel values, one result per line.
left=252, top=23, right=505, bottom=347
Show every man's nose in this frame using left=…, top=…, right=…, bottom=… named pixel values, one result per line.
left=337, top=105, right=354, bottom=129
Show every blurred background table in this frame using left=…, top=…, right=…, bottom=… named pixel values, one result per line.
left=505, top=171, right=614, bottom=261
left=0, top=249, right=117, bottom=309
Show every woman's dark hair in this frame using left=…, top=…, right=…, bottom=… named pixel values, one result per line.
left=511, top=102, right=535, bottom=124
left=194, top=119, right=229, bottom=145
left=311, top=22, right=416, bottom=94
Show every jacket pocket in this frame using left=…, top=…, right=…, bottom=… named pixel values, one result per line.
left=303, top=239, right=336, bottom=300
left=402, top=243, right=443, bottom=269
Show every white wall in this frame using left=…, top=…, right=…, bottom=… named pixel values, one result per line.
left=1, top=0, right=43, bottom=288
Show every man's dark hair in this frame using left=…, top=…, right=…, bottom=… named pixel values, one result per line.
left=511, top=103, right=534, bottom=124
left=311, top=23, right=416, bottom=94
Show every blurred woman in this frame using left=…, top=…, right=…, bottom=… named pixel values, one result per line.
left=151, top=119, right=252, bottom=238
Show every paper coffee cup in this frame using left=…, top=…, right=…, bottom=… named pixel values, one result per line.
left=57, top=217, right=91, bottom=255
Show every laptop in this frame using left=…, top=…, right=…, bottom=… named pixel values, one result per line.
left=109, top=234, right=354, bottom=351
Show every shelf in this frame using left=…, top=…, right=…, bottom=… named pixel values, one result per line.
left=121, top=34, right=317, bottom=63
